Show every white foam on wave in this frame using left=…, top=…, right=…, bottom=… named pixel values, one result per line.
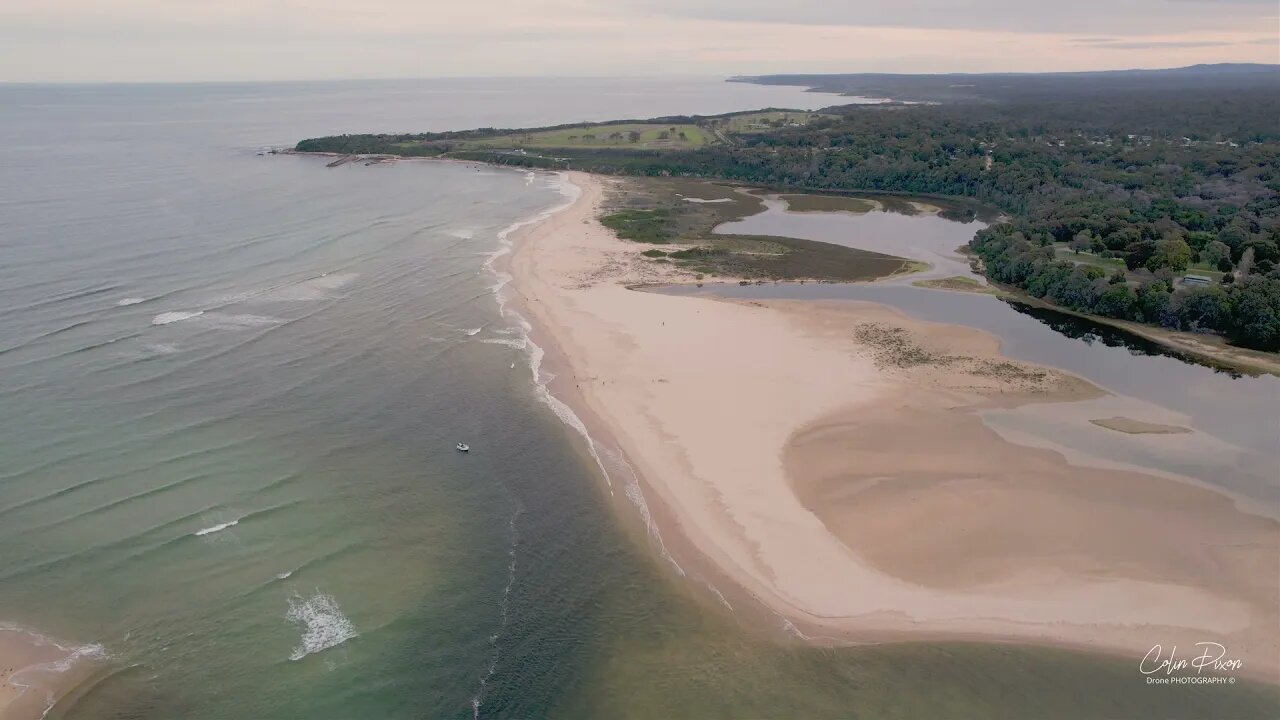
left=276, top=570, right=293, bottom=580
left=200, top=313, right=284, bottom=329
left=481, top=335, right=524, bottom=348
left=193, top=519, right=239, bottom=536
left=35, top=642, right=107, bottom=673
left=116, top=297, right=146, bottom=306
left=286, top=592, right=357, bottom=661
left=141, top=342, right=180, bottom=356
left=447, top=228, right=477, bottom=239
left=207, top=272, right=359, bottom=305
left=464, top=327, right=482, bottom=337
left=264, top=273, right=359, bottom=301
left=151, top=311, right=203, bottom=325
left=598, top=443, right=684, bottom=576
left=705, top=582, right=733, bottom=611
left=780, top=616, right=811, bottom=641
left=479, top=172, right=685, bottom=577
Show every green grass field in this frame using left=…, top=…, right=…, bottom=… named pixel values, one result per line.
left=714, top=112, right=827, bottom=134
left=469, top=123, right=712, bottom=150
left=1055, top=246, right=1226, bottom=282
left=1054, top=246, right=1125, bottom=270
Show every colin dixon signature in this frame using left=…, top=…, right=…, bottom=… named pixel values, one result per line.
left=1141, top=643, right=1244, bottom=676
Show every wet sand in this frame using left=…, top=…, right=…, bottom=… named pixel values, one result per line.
left=505, top=171, right=1280, bottom=678
left=0, top=626, right=100, bottom=720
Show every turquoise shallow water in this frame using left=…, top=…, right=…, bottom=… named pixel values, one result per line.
left=1, top=80, right=1277, bottom=719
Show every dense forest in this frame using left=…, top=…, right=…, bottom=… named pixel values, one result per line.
left=296, top=65, right=1280, bottom=350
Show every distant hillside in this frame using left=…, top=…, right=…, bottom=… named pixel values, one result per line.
left=732, top=64, right=1280, bottom=139
left=733, top=64, right=1280, bottom=103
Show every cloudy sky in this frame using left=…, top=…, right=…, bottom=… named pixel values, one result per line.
left=1, top=0, right=1276, bottom=82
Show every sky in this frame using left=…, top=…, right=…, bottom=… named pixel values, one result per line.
left=1, top=0, right=1277, bottom=82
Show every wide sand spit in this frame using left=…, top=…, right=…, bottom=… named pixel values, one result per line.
left=505, top=171, right=1279, bottom=678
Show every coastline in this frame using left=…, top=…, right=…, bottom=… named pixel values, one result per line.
left=504, top=170, right=1280, bottom=678
left=0, top=625, right=102, bottom=720
left=293, top=148, right=1278, bottom=378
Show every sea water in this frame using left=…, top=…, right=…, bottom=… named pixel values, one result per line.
left=1, top=79, right=1276, bottom=719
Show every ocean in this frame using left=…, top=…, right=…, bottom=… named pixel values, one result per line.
left=1, top=78, right=1276, bottom=719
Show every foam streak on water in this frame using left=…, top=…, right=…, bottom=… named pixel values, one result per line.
left=470, top=504, right=522, bottom=719
left=151, top=311, right=203, bottom=325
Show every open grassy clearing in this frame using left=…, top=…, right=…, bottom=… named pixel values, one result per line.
left=469, top=123, right=713, bottom=150
left=1054, top=246, right=1226, bottom=283
left=1054, top=246, right=1126, bottom=270
left=710, top=111, right=829, bottom=133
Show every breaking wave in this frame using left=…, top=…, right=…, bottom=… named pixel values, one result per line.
left=193, top=519, right=239, bottom=536
left=286, top=592, right=357, bottom=661
left=480, top=171, right=684, bottom=577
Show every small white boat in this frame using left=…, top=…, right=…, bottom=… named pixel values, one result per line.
left=455, top=443, right=470, bottom=453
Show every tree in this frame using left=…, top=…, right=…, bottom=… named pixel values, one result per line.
left=1201, top=240, right=1231, bottom=268
left=1095, top=283, right=1137, bottom=318
left=1224, top=278, right=1280, bottom=350
left=1173, top=286, right=1230, bottom=331
left=1105, top=226, right=1142, bottom=252
left=1125, top=239, right=1157, bottom=270
left=1217, top=225, right=1248, bottom=257
left=1146, top=237, right=1192, bottom=273
left=1070, top=231, right=1093, bottom=254
left=1135, top=281, right=1172, bottom=323
left=628, top=131, right=642, bottom=143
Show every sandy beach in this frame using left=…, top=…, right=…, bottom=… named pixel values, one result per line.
left=506, top=171, right=1280, bottom=677
left=0, top=626, right=101, bottom=720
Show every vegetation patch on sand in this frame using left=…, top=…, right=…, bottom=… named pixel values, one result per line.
left=780, top=194, right=878, bottom=214
left=1090, top=417, right=1192, bottom=434
left=599, top=208, right=675, bottom=243
left=605, top=178, right=914, bottom=282
left=851, top=321, right=1056, bottom=392
left=913, top=276, right=1001, bottom=294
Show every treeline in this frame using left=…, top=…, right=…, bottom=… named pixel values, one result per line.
left=296, top=77, right=1280, bottom=350
left=971, top=226, right=1280, bottom=350
left=739, top=65, right=1280, bottom=140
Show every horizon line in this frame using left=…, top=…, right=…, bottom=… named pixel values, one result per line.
left=2, top=62, right=1276, bottom=87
